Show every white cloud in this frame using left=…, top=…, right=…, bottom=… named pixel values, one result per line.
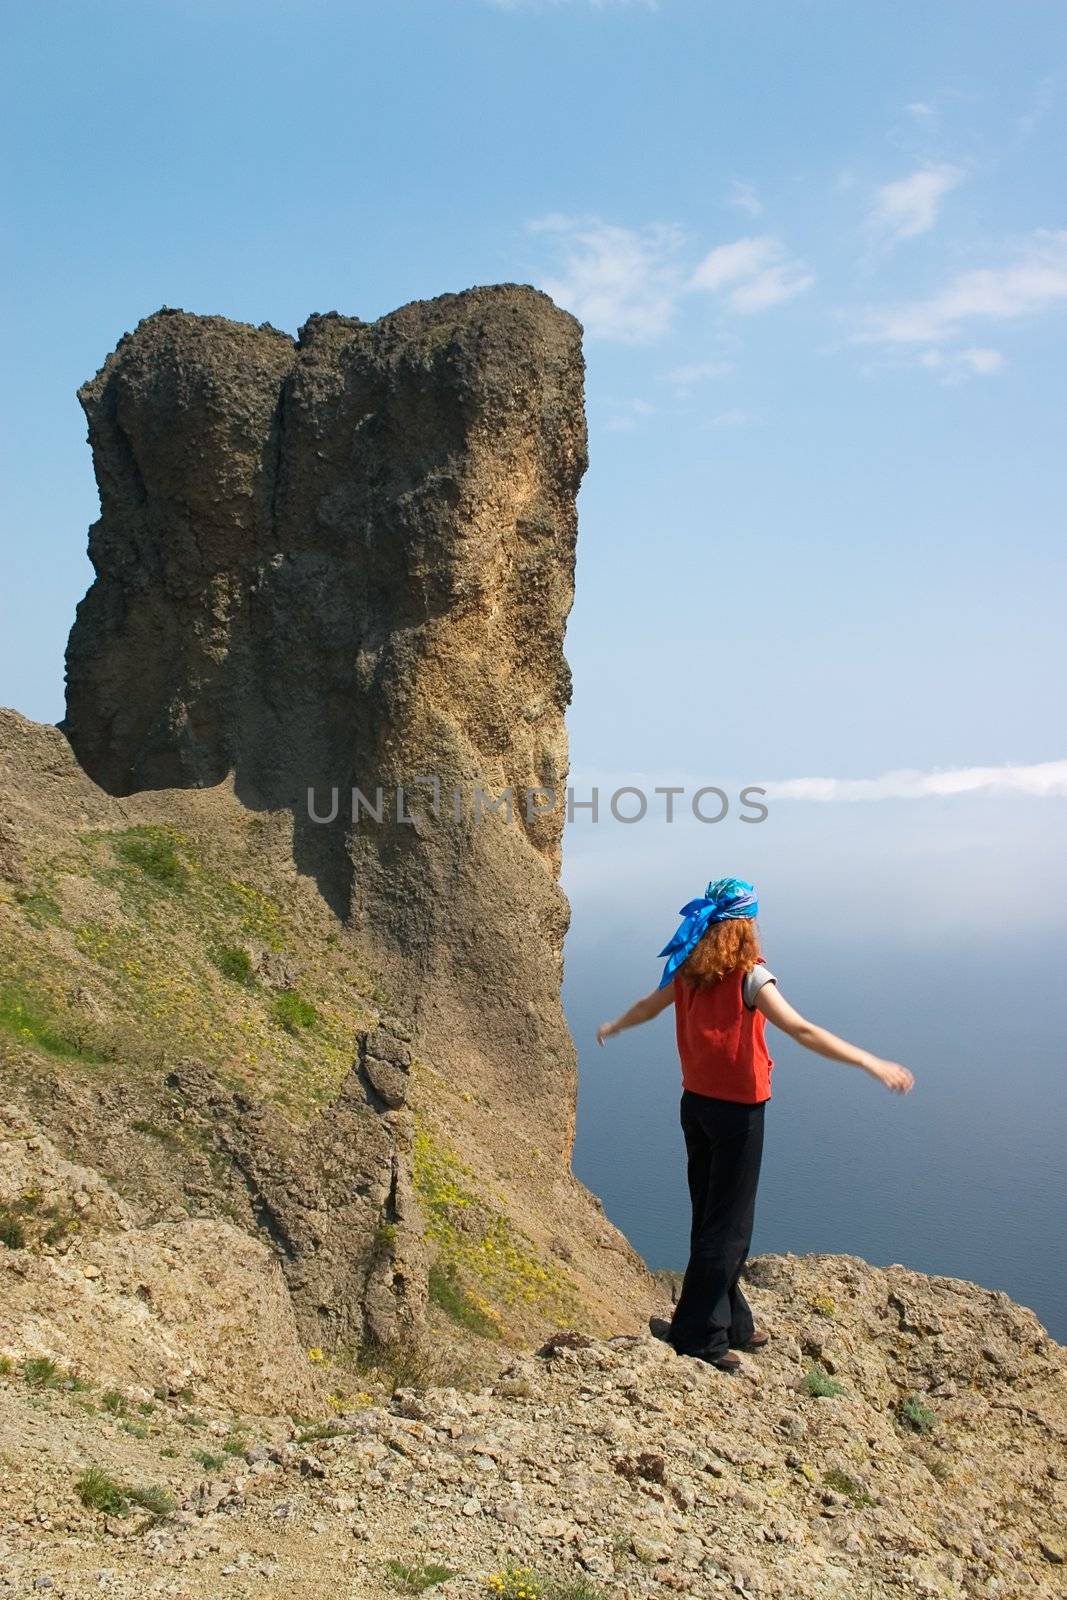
left=868, top=164, right=963, bottom=243
left=730, top=261, right=815, bottom=312
left=917, top=346, right=1004, bottom=383
left=859, top=229, right=1067, bottom=346
left=1018, top=72, right=1060, bottom=140
left=905, top=101, right=936, bottom=123
left=603, top=398, right=655, bottom=431
left=726, top=180, right=763, bottom=218
left=764, top=760, right=1067, bottom=803
left=690, top=235, right=814, bottom=313
left=531, top=216, right=687, bottom=341
left=531, top=218, right=812, bottom=340
left=664, top=359, right=733, bottom=386
left=690, top=236, right=778, bottom=291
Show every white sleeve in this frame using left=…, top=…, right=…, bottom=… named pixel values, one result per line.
left=742, top=964, right=777, bottom=1010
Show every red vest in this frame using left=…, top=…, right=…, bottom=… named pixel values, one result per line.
left=673, top=968, right=774, bottom=1104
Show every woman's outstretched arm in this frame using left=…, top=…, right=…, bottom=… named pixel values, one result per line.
left=596, top=986, right=675, bottom=1046
left=756, top=983, right=914, bottom=1093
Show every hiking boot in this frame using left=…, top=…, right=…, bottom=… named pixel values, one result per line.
left=694, top=1347, right=741, bottom=1373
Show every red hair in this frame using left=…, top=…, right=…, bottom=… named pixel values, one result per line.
left=677, top=917, right=762, bottom=990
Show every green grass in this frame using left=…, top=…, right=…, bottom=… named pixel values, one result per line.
left=412, top=1126, right=580, bottom=1330
left=0, top=984, right=103, bottom=1062
left=13, top=886, right=63, bottom=927
left=129, top=1117, right=185, bottom=1152
left=22, top=1357, right=61, bottom=1389
left=428, top=1262, right=500, bottom=1339
left=375, top=1220, right=398, bottom=1253
left=800, top=1365, right=846, bottom=1398
left=385, top=1560, right=458, bottom=1594
left=112, top=826, right=188, bottom=890
left=899, top=1394, right=936, bottom=1433
left=75, top=1466, right=175, bottom=1518
left=76, top=1466, right=128, bottom=1514
left=209, top=943, right=254, bottom=984
left=128, top=1483, right=175, bottom=1516
left=20, top=1357, right=91, bottom=1394
left=823, top=1468, right=874, bottom=1506
left=101, top=1388, right=128, bottom=1415
left=297, top=1421, right=347, bottom=1443
left=270, top=989, right=317, bottom=1032
left=191, top=1449, right=227, bottom=1471
left=0, top=1207, right=26, bottom=1249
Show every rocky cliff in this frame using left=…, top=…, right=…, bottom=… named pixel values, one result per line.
left=61, top=289, right=587, bottom=1171
left=3, top=288, right=650, bottom=1374
left=2, top=288, right=1064, bottom=1599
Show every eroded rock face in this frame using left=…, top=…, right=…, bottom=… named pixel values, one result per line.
left=62, top=288, right=587, bottom=1158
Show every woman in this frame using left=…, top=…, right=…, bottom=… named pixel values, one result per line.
left=596, top=877, right=913, bottom=1372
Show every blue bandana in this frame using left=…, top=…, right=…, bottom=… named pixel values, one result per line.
left=656, top=876, right=759, bottom=989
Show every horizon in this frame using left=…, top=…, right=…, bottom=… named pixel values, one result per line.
left=2, top=0, right=1065, bottom=1329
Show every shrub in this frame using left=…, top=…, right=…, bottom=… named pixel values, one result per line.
left=271, top=990, right=317, bottom=1032
left=485, top=1568, right=544, bottom=1599
left=375, top=1220, right=398, bottom=1253
left=13, top=887, right=62, bottom=927
left=800, top=1365, right=845, bottom=1398
left=823, top=1467, right=873, bottom=1506
left=297, top=1421, right=347, bottom=1444
left=22, top=1357, right=61, bottom=1389
left=0, top=985, right=102, bottom=1062
left=428, top=1262, right=500, bottom=1339
left=210, top=944, right=253, bottom=984
left=0, top=1207, right=26, bottom=1249
left=899, top=1394, right=936, bottom=1433
left=112, top=826, right=187, bottom=889
left=101, top=1388, right=128, bottom=1415
left=386, top=1560, right=458, bottom=1593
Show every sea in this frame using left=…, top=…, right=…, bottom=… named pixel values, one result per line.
left=565, top=931, right=1067, bottom=1344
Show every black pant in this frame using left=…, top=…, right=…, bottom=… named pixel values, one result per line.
left=668, top=1090, right=766, bottom=1358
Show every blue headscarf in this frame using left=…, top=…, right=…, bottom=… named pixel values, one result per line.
left=656, top=876, right=759, bottom=989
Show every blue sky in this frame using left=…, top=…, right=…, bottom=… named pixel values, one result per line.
left=3, top=0, right=1067, bottom=1325
left=2, top=0, right=1065, bottom=922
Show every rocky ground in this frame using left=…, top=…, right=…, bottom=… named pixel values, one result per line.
left=2, top=1252, right=1063, bottom=1600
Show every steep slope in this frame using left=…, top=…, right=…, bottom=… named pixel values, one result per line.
left=0, top=706, right=650, bottom=1371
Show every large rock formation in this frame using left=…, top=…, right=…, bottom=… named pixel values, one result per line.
left=62, top=288, right=586, bottom=1158
left=2, top=290, right=652, bottom=1373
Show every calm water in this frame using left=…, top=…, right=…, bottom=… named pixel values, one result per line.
left=566, top=933, right=1067, bottom=1343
